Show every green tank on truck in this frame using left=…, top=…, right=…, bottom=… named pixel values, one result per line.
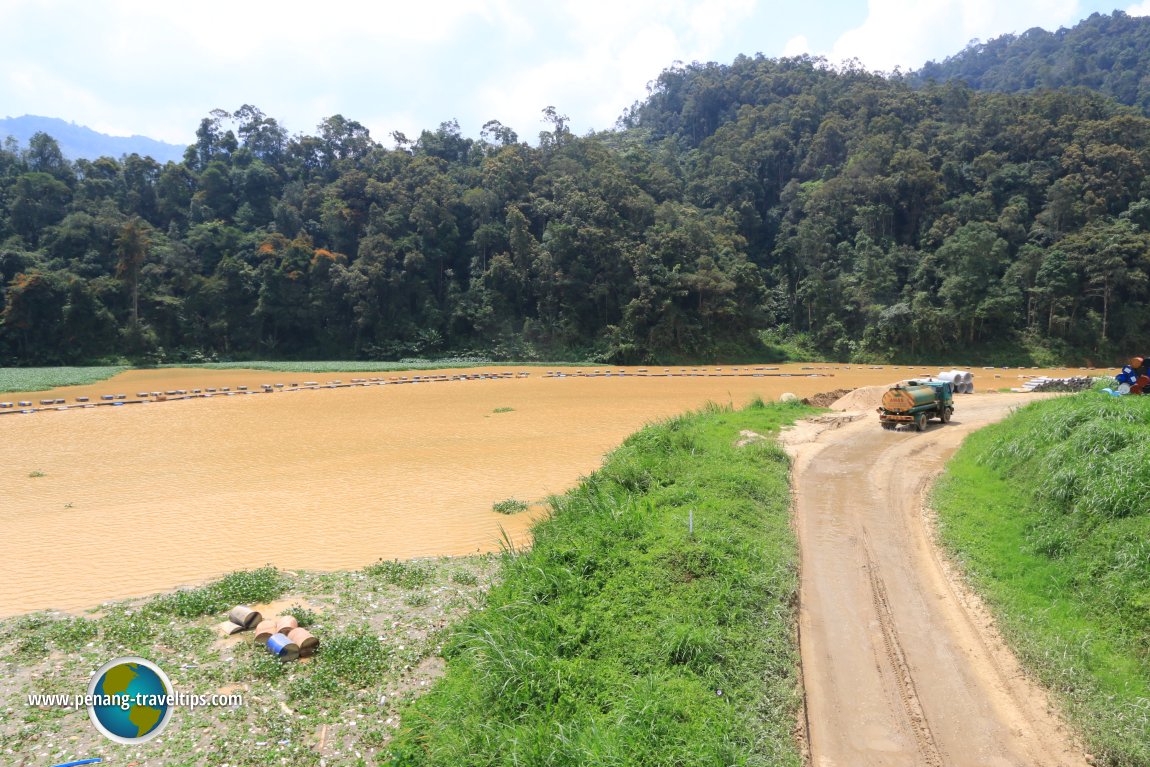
left=877, top=380, right=954, bottom=432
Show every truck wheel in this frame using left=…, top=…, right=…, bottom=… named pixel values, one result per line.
left=915, top=412, right=927, bottom=432
left=941, top=407, right=952, bottom=423
left=881, top=422, right=895, bottom=430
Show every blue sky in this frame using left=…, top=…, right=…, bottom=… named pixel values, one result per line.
left=0, top=1, right=1136, bottom=147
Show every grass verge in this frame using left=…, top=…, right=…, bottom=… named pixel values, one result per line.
left=387, top=400, right=815, bottom=766
left=0, top=366, right=128, bottom=393
left=933, top=392, right=1150, bottom=766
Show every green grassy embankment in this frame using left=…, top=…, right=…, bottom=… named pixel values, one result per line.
left=933, top=393, right=1150, bottom=766
left=388, top=400, right=815, bottom=766
left=0, top=366, right=127, bottom=393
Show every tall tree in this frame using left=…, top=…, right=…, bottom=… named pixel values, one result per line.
left=116, top=217, right=150, bottom=329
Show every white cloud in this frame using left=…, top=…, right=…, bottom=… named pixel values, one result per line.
left=782, top=35, right=811, bottom=57
left=361, top=110, right=423, bottom=148
left=828, top=0, right=1084, bottom=72
left=0, top=0, right=512, bottom=143
left=478, top=0, right=756, bottom=137
left=1128, top=0, right=1150, bottom=15
left=685, top=0, right=757, bottom=59
left=4, top=62, right=107, bottom=128
left=0, top=0, right=1123, bottom=147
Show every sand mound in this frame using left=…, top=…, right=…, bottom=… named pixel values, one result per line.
left=829, top=384, right=892, bottom=411
left=803, top=389, right=852, bottom=407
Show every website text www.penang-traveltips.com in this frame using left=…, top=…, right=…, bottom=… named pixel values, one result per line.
left=27, top=691, right=243, bottom=711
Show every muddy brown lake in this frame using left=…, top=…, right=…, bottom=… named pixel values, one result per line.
left=0, top=364, right=1096, bottom=615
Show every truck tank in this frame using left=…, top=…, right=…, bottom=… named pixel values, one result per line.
left=881, top=385, right=938, bottom=413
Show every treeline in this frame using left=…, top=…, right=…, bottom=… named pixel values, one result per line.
left=4, top=48, right=1150, bottom=364
left=0, top=107, right=773, bottom=364
left=914, top=10, right=1150, bottom=113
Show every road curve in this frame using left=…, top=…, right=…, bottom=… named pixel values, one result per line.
left=784, top=394, right=1085, bottom=767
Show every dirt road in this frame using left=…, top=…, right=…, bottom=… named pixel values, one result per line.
left=785, top=394, right=1086, bottom=767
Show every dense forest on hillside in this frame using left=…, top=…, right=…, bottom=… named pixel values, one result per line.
left=4, top=15, right=1150, bottom=365
left=914, top=10, right=1150, bottom=113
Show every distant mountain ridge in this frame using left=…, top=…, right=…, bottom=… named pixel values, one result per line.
left=0, top=115, right=187, bottom=164
left=911, top=10, right=1150, bottom=112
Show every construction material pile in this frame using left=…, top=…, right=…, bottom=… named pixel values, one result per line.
left=1103, top=356, right=1150, bottom=396
left=217, top=605, right=320, bottom=662
left=936, top=370, right=974, bottom=393
left=1016, top=376, right=1096, bottom=393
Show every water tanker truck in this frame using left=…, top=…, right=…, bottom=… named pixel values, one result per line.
left=878, top=380, right=953, bottom=431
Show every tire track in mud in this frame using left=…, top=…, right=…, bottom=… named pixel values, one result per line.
left=786, top=395, right=1086, bottom=767
left=862, top=533, right=943, bottom=767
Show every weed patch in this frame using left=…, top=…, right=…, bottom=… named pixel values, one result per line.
left=0, top=366, right=127, bottom=393
left=492, top=498, right=529, bottom=514
left=365, top=559, right=433, bottom=589
left=287, top=603, right=319, bottom=628
left=152, top=566, right=289, bottom=617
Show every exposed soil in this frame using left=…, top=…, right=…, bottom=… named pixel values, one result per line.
left=828, top=383, right=891, bottom=411
left=801, top=389, right=852, bottom=407
left=783, top=394, right=1087, bottom=766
